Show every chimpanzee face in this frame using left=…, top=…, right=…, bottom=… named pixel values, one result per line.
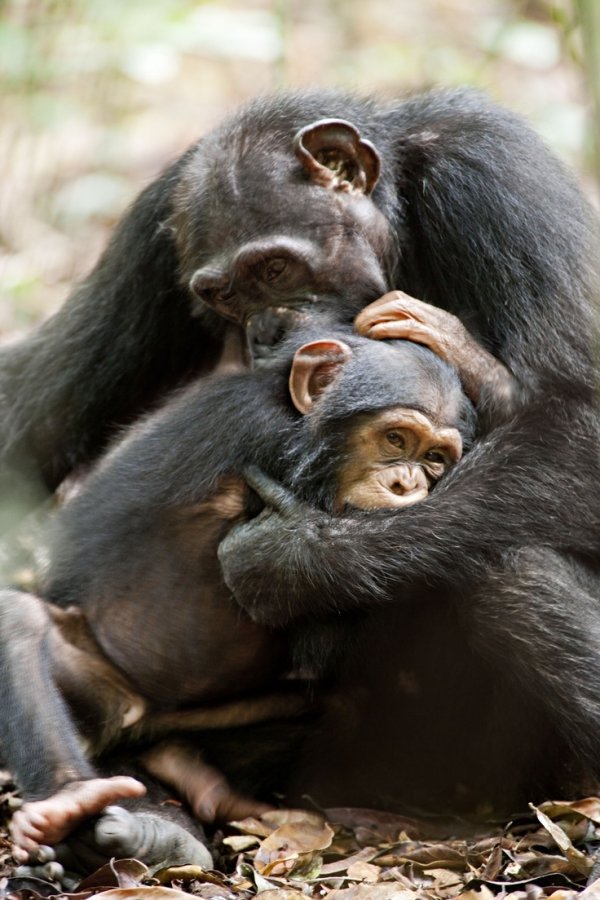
left=171, top=119, right=395, bottom=358
left=287, top=336, right=471, bottom=511
left=332, top=406, right=462, bottom=510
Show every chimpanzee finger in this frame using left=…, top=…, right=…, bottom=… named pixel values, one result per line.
left=365, top=321, right=445, bottom=356
left=242, top=465, right=301, bottom=514
left=354, top=290, right=427, bottom=333
left=14, top=859, right=67, bottom=887
left=355, top=289, right=422, bottom=316
left=31, top=845, right=55, bottom=864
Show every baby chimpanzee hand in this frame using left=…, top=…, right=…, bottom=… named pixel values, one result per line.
left=217, top=466, right=342, bottom=626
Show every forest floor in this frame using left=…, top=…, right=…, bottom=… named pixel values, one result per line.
left=2, top=773, right=600, bottom=900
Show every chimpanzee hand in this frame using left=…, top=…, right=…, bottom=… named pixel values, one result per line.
left=217, top=466, right=357, bottom=627
left=355, top=292, right=515, bottom=414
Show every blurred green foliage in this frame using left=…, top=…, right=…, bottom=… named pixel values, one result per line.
left=0, top=0, right=596, bottom=332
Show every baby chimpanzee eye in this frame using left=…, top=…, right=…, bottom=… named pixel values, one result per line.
left=386, top=431, right=405, bottom=448
left=423, top=450, right=447, bottom=464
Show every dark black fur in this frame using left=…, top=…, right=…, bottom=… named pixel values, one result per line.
left=220, top=395, right=600, bottom=797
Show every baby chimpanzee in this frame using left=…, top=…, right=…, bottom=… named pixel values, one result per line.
left=4, top=327, right=475, bottom=869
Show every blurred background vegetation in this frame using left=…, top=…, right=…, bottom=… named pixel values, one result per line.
left=0, top=0, right=598, bottom=335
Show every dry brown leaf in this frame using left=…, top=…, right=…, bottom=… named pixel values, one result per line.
left=222, top=835, right=261, bottom=852
left=347, top=861, right=380, bottom=883
left=376, top=869, right=415, bottom=889
left=423, top=867, right=463, bottom=888
left=153, top=865, right=220, bottom=884
left=228, top=816, right=275, bottom=838
left=253, top=891, right=307, bottom=900
left=479, top=843, right=503, bottom=881
left=191, top=887, right=239, bottom=900
left=540, top=798, right=600, bottom=826
left=261, top=810, right=326, bottom=829
left=514, top=852, right=573, bottom=877
left=254, top=817, right=334, bottom=877
left=518, top=828, right=566, bottom=851
left=88, top=888, right=191, bottom=900
left=376, top=842, right=467, bottom=870
left=77, top=859, right=148, bottom=891
left=456, top=887, right=495, bottom=900
left=530, top=804, right=592, bottom=875
left=321, top=847, right=380, bottom=876
left=327, top=884, right=417, bottom=900
left=326, top=809, right=425, bottom=842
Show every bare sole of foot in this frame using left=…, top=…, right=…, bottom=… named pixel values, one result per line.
left=10, top=776, right=146, bottom=862
left=15, top=805, right=213, bottom=882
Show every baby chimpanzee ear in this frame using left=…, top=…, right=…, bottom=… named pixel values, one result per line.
left=289, top=339, right=353, bottom=415
left=293, top=119, right=380, bottom=195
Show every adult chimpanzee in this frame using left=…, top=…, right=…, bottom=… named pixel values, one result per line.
left=3, top=328, right=476, bottom=868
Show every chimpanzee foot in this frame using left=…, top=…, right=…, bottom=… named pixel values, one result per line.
left=10, top=776, right=146, bottom=862
left=141, top=741, right=273, bottom=823
left=15, top=806, right=212, bottom=883
left=94, top=805, right=213, bottom=869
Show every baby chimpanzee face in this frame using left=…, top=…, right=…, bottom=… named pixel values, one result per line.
left=333, top=405, right=462, bottom=510
left=287, top=333, right=474, bottom=511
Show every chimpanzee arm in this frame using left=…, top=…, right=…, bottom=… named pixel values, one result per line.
left=388, top=90, right=600, bottom=403
left=0, top=149, right=219, bottom=515
left=218, top=399, right=600, bottom=627
left=46, top=368, right=291, bottom=605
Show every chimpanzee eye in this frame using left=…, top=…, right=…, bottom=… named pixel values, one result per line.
left=214, top=288, right=236, bottom=306
left=386, top=431, right=405, bottom=448
left=263, top=257, right=288, bottom=282
left=423, top=450, right=447, bottom=465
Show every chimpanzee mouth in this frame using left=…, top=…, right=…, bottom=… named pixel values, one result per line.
left=246, top=306, right=310, bottom=364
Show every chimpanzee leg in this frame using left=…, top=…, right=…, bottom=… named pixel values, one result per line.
left=464, top=548, right=600, bottom=773
left=0, top=590, right=143, bottom=858
left=140, top=739, right=273, bottom=822
left=0, top=589, right=211, bottom=871
left=0, top=589, right=97, bottom=800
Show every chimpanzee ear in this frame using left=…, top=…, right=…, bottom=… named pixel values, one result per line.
left=293, top=119, right=380, bottom=195
left=289, top=340, right=353, bottom=415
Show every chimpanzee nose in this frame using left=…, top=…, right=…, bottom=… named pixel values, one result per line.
left=384, top=464, right=429, bottom=499
left=390, top=465, right=422, bottom=495
left=246, top=307, right=308, bottom=363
